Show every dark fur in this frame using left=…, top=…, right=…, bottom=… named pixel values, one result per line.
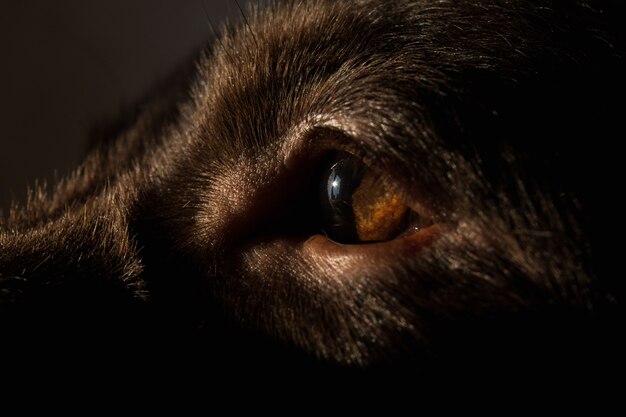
left=1, top=0, right=623, bottom=378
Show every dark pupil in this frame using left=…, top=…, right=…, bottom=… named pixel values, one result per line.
left=320, top=156, right=364, bottom=243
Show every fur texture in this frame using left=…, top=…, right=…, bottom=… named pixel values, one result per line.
left=1, top=0, right=623, bottom=377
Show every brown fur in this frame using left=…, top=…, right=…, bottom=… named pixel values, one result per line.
left=1, top=0, right=623, bottom=378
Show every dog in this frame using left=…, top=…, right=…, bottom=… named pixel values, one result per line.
left=1, top=0, right=623, bottom=379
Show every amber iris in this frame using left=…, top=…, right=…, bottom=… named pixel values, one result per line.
left=320, top=154, right=413, bottom=243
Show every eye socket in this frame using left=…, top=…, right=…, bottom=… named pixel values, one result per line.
left=319, top=152, right=428, bottom=244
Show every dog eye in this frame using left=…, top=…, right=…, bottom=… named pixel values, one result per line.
left=319, top=153, right=423, bottom=243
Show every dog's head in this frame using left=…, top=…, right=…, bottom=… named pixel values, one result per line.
left=1, top=0, right=623, bottom=375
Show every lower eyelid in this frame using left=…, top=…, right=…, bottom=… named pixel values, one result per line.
left=236, top=225, right=441, bottom=288
left=304, top=223, right=441, bottom=258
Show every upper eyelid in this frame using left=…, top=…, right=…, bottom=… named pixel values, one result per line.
left=279, top=118, right=420, bottom=207
left=309, top=124, right=406, bottom=183
left=309, top=123, right=436, bottom=216
left=279, top=119, right=369, bottom=168
left=281, top=117, right=382, bottom=165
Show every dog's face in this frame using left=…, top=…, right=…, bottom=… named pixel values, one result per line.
left=0, top=0, right=622, bottom=374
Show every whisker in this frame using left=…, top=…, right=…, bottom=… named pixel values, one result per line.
left=199, top=0, right=235, bottom=62
left=234, top=0, right=258, bottom=49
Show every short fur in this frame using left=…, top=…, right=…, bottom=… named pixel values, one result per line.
left=1, top=0, right=623, bottom=378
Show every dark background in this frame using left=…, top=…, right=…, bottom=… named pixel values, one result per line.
left=0, top=0, right=248, bottom=213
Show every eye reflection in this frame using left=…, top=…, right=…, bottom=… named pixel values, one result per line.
left=322, top=156, right=364, bottom=242
left=327, top=157, right=363, bottom=206
left=319, top=153, right=416, bottom=244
